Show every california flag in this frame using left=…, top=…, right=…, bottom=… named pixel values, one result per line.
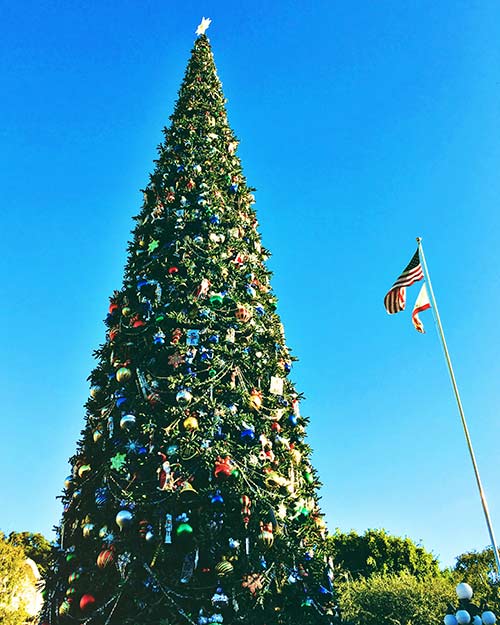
left=412, top=283, right=431, bottom=333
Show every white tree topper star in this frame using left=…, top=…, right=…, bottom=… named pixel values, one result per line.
left=196, top=17, right=211, bottom=36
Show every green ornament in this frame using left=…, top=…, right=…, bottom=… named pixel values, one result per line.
left=209, top=293, right=224, bottom=308
left=110, top=452, right=127, bottom=471
left=303, top=471, right=314, bottom=484
left=176, top=522, right=193, bottom=535
left=148, top=239, right=159, bottom=253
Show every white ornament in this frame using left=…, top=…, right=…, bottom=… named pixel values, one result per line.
left=482, top=611, right=497, bottom=625
left=456, top=610, right=471, bottom=625
left=196, top=17, right=211, bottom=36
left=456, top=583, right=473, bottom=600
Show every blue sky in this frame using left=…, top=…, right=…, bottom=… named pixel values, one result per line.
left=2, top=1, right=500, bottom=568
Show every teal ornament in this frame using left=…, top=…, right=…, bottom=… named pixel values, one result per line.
left=116, top=510, right=133, bottom=531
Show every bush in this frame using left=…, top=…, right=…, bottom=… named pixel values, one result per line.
left=337, top=570, right=455, bottom=625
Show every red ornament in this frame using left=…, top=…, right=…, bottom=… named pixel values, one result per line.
left=271, top=422, right=281, bottom=432
left=214, top=456, right=234, bottom=479
left=131, top=316, right=146, bottom=328
left=97, top=547, right=115, bottom=569
left=79, top=594, right=96, bottom=611
left=168, top=266, right=179, bottom=275
left=171, top=328, right=182, bottom=344
left=240, top=494, right=252, bottom=526
left=108, top=302, right=119, bottom=314
left=109, top=328, right=119, bottom=342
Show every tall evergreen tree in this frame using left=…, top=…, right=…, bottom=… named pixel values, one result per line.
left=40, top=25, right=338, bottom=625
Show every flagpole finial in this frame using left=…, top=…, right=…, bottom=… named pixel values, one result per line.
left=196, top=17, right=212, bottom=36
left=416, top=236, right=422, bottom=243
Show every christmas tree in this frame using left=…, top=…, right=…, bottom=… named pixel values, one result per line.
left=40, top=21, right=338, bottom=625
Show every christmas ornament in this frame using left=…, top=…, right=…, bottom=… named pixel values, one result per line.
left=240, top=494, right=251, bottom=526
left=235, top=305, right=252, bottom=322
left=116, top=509, right=133, bottom=531
left=242, top=573, right=264, bottom=595
left=176, top=520, right=194, bottom=536
left=240, top=422, right=256, bottom=442
left=210, top=490, right=224, bottom=505
left=79, top=594, right=96, bottom=611
left=153, top=330, right=166, bottom=345
left=92, top=429, right=102, bottom=443
left=97, top=548, right=115, bottom=569
left=116, top=367, right=132, bottom=382
left=59, top=599, right=72, bottom=615
left=249, top=389, right=263, bottom=411
left=120, top=413, right=137, bottom=430
left=215, top=559, right=233, bottom=577
left=82, top=523, right=95, bottom=537
left=78, top=464, right=91, bottom=478
left=164, top=513, right=173, bottom=544
left=214, top=456, right=234, bottom=479
left=110, top=452, right=127, bottom=471
left=89, top=386, right=101, bottom=399
left=209, top=292, right=224, bottom=308
left=269, top=376, right=284, bottom=395
left=176, top=388, right=193, bottom=405
left=179, top=481, right=198, bottom=501
left=186, top=329, right=200, bottom=345
left=95, top=487, right=107, bottom=507
left=259, top=521, right=274, bottom=548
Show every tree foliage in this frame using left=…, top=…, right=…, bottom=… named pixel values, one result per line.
left=0, top=535, right=30, bottom=625
left=7, top=531, right=52, bottom=577
left=450, top=547, right=500, bottom=610
left=337, top=570, right=455, bottom=625
left=327, top=529, right=440, bottom=580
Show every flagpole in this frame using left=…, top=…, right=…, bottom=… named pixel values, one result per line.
left=416, top=237, right=500, bottom=577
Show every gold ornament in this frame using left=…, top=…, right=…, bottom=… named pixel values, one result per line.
left=249, top=389, right=262, bottom=411
left=116, top=367, right=132, bottom=383
left=215, top=559, right=234, bottom=577
left=183, top=416, right=199, bottom=431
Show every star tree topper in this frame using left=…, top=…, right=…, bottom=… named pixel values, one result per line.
left=196, top=17, right=211, bottom=36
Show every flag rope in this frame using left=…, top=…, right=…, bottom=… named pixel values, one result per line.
left=416, top=237, right=500, bottom=577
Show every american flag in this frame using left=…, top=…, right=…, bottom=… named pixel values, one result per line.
left=384, top=248, right=424, bottom=314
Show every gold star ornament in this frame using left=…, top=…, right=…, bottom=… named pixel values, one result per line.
left=196, top=17, right=211, bottom=36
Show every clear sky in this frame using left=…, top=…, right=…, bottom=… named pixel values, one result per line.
left=2, top=1, right=500, bottom=568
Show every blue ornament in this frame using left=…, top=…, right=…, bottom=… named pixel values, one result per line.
left=153, top=331, right=165, bottom=345
left=209, top=214, right=220, bottom=225
left=240, top=427, right=256, bottom=442
left=229, top=183, right=238, bottom=193
left=284, top=362, right=292, bottom=373
left=288, top=414, right=298, bottom=426
left=95, top=487, right=108, bottom=508
left=210, top=491, right=224, bottom=505
left=255, top=304, right=265, bottom=316
left=208, top=334, right=219, bottom=344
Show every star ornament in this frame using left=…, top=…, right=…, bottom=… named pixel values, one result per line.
left=196, top=17, right=211, bottom=36
left=110, top=452, right=127, bottom=471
